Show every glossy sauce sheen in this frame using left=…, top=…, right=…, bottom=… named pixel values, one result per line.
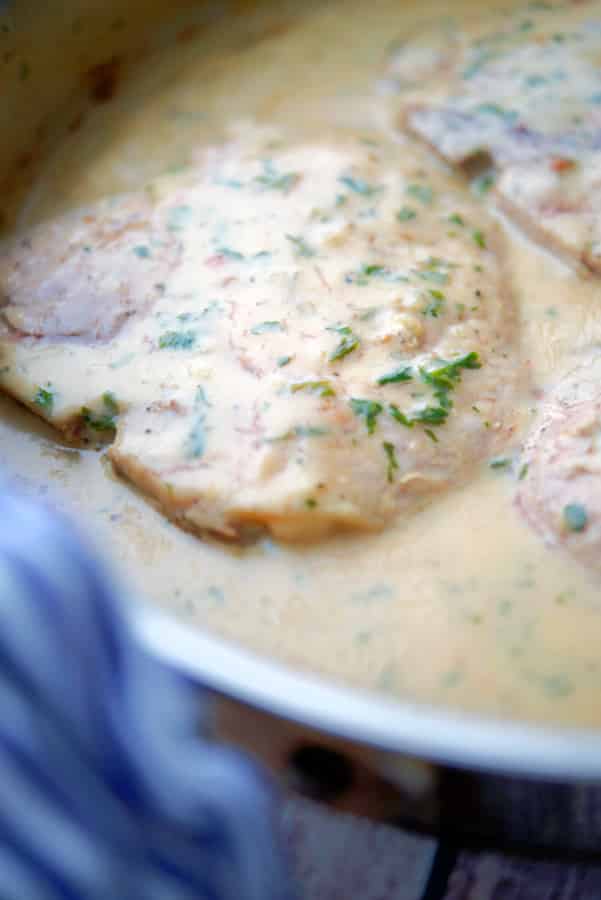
left=2, top=0, right=601, bottom=727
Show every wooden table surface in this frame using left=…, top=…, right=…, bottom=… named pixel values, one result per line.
left=217, top=697, right=601, bottom=898
left=283, top=796, right=601, bottom=899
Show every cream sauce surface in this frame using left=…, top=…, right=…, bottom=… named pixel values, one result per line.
left=2, top=0, right=601, bottom=727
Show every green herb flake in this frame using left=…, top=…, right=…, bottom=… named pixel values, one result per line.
left=329, top=325, right=360, bottom=362
left=81, top=392, right=119, bottom=433
left=412, top=406, right=448, bottom=426
left=251, top=320, right=283, bottom=335
left=416, top=352, right=482, bottom=423
left=102, top=391, right=119, bottom=416
left=418, top=269, right=448, bottom=285
left=291, top=380, right=335, bottom=398
left=186, top=386, right=210, bottom=458
left=448, top=213, right=465, bottom=226
left=350, top=398, right=383, bottom=434
left=305, top=497, right=318, bottom=509
left=359, top=306, right=380, bottom=321
left=422, top=289, right=446, bottom=318
left=158, top=330, right=196, bottom=350
left=406, top=183, right=433, bottom=205
left=265, top=424, right=329, bottom=442
left=167, top=204, right=193, bottom=231
left=338, top=174, right=382, bottom=196
left=133, top=245, right=151, bottom=259
left=389, top=404, right=413, bottom=428
left=472, top=229, right=487, bottom=249
left=377, top=365, right=413, bottom=386
left=217, top=246, right=245, bottom=261
left=255, top=160, right=299, bottom=192
left=294, top=426, right=328, bottom=438
left=421, top=352, right=481, bottom=393
left=489, top=456, right=512, bottom=470
left=34, top=386, right=54, bottom=415
left=475, top=102, right=516, bottom=121
left=347, top=263, right=409, bottom=286
left=543, top=673, right=573, bottom=698
left=424, top=428, right=439, bottom=443
left=563, top=503, right=588, bottom=533
left=285, top=233, right=316, bottom=258
left=382, top=441, right=399, bottom=483
left=397, top=206, right=417, bottom=222
left=472, top=172, right=495, bottom=195
left=518, top=462, right=529, bottom=481
left=461, top=50, right=495, bottom=80
left=363, top=264, right=387, bottom=277
left=277, top=355, right=293, bottom=367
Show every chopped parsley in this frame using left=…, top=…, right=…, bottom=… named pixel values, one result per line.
left=377, top=365, right=413, bottom=386
left=186, top=386, right=210, bottom=458
left=415, top=257, right=452, bottom=286
left=381, top=352, right=482, bottom=433
left=216, top=246, right=244, bottom=261
left=411, top=406, right=448, bottom=426
left=472, top=172, right=495, bottom=195
left=167, top=204, right=193, bottom=231
left=418, top=269, right=448, bottom=285
left=397, top=206, right=417, bottom=222
left=285, top=233, right=316, bottom=257
left=406, top=183, right=433, bottom=205
left=158, top=329, right=196, bottom=350
left=291, top=380, right=335, bottom=398
left=34, top=385, right=54, bottom=415
left=266, top=424, right=329, bottom=442
left=305, top=497, right=318, bottom=509
left=347, top=263, right=409, bottom=286
left=338, top=174, right=382, bottom=196
left=328, top=325, right=360, bottom=362
left=422, top=352, right=481, bottom=394
left=448, top=213, right=465, bottom=226
left=563, top=503, right=588, bottom=533
left=462, top=50, right=496, bottom=80
left=389, top=404, right=413, bottom=427
left=489, top=456, right=512, bottom=469
left=424, top=428, right=439, bottom=443
left=472, top=229, right=487, bottom=249
left=395, top=352, right=483, bottom=428
left=255, top=160, right=299, bottom=192
left=251, top=320, right=283, bottom=335
left=422, top=289, right=446, bottom=317
left=476, top=102, right=517, bottom=122
left=382, top=441, right=399, bottom=483
left=277, top=355, right=293, bottom=367
left=294, top=425, right=329, bottom=438
left=419, top=352, right=481, bottom=417
left=350, top=398, right=383, bottom=434
left=81, top=391, right=119, bottom=433
left=518, top=462, right=529, bottom=481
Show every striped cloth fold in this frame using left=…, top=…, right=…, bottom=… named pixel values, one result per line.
left=0, top=483, right=294, bottom=900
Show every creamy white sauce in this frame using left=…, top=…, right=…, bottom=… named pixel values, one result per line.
left=2, top=0, right=601, bottom=726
